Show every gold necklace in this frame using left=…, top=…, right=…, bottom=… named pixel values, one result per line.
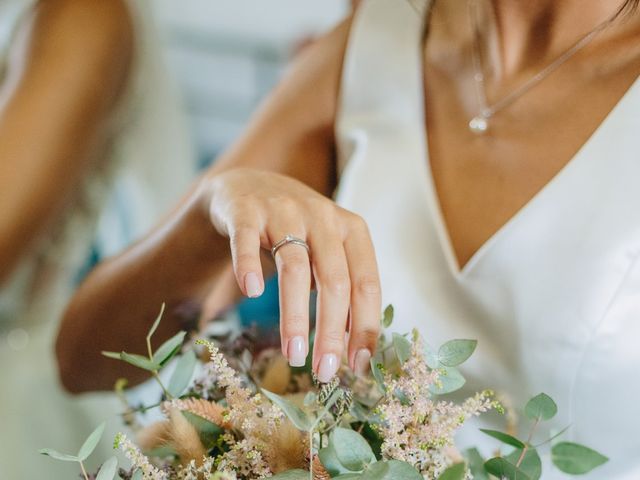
left=467, top=0, right=618, bottom=134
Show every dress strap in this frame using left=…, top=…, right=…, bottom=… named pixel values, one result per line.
left=336, top=0, right=430, bottom=173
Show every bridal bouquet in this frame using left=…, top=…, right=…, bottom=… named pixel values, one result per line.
left=42, top=305, right=608, bottom=479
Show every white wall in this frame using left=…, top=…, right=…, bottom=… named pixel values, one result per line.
left=153, top=0, right=349, bottom=165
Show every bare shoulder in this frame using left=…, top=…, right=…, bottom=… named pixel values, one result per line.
left=266, top=16, right=355, bottom=133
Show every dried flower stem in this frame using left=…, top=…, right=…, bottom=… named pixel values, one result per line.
left=79, top=461, right=90, bottom=480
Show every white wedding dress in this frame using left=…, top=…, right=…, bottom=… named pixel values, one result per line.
left=335, top=1, right=640, bottom=478
left=0, top=1, right=194, bottom=478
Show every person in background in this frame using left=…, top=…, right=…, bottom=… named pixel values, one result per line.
left=0, top=0, right=194, bottom=477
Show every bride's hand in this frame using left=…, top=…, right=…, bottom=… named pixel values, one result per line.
left=206, top=168, right=381, bottom=382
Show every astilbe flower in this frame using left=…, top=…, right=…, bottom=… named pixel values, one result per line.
left=196, top=340, right=306, bottom=479
left=375, top=331, right=498, bottom=479
left=115, top=433, right=168, bottom=480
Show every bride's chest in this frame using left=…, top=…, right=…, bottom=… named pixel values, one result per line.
left=423, top=58, right=640, bottom=269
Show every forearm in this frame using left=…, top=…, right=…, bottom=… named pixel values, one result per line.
left=56, top=184, right=231, bottom=392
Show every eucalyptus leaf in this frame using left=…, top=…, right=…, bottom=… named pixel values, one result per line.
left=465, top=448, right=488, bottom=480
left=382, top=304, right=394, bottom=328
left=95, top=456, right=118, bottom=480
left=349, top=402, right=370, bottom=422
left=429, top=366, right=466, bottom=395
left=101, top=351, right=121, bottom=360
left=479, top=429, right=525, bottom=449
left=551, top=442, right=608, bottom=474
left=370, top=354, right=386, bottom=393
left=146, top=303, right=165, bottom=341
left=182, top=411, right=224, bottom=448
left=77, top=422, right=105, bottom=461
left=167, top=350, right=197, bottom=397
left=131, top=470, right=143, bottom=480
left=38, top=449, right=78, bottom=462
left=303, top=391, right=317, bottom=407
left=505, top=448, right=542, bottom=480
left=524, top=393, right=558, bottom=421
left=269, top=469, right=310, bottom=479
left=261, top=388, right=312, bottom=431
left=153, top=331, right=187, bottom=366
left=366, top=460, right=423, bottom=480
left=392, top=333, right=412, bottom=364
left=484, top=457, right=531, bottom=480
left=120, top=352, right=160, bottom=372
left=332, top=427, right=376, bottom=471
left=438, top=339, right=477, bottom=367
left=333, top=475, right=363, bottom=479
left=424, top=342, right=440, bottom=369
left=438, top=462, right=466, bottom=480
left=319, top=443, right=352, bottom=476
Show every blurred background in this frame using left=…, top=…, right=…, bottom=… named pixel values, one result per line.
left=156, top=0, right=347, bottom=168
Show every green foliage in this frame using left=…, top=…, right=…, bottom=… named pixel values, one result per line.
left=392, top=333, right=412, bottom=364
left=167, top=350, right=198, bottom=397
left=505, top=448, right=542, bottom=480
left=38, top=449, right=79, bottom=462
left=370, top=353, right=386, bottom=393
left=261, top=388, right=313, bottom=431
left=77, top=422, right=106, bottom=461
left=479, top=429, right=525, bottom=449
left=95, top=456, right=118, bottom=480
left=268, top=469, right=310, bottom=479
left=438, top=462, right=466, bottom=480
left=465, top=448, right=489, bottom=480
left=153, top=331, right=187, bottom=366
left=331, top=427, right=377, bottom=471
left=438, top=339, right=478, bottom=367
left=524, top=393, right=557, bottom=421
left=365, top=460, right=423, bottom=479
left=381, top=304, right=394, bottom=328
left=319, top=442, right=354, bottom=476
left=147, top=303, right=165, bottom=340
left=484, top=456, right=532, bottom=480
left=119, top=352, right=161, bottom=371
left=429, top=366, right=466, bottom=395
left=182, top=411, right=224, bottom=449
left=551, top=442, right=608, bottom=474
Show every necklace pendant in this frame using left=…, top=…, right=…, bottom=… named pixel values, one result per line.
left=469, top=115, right=489, bottom=134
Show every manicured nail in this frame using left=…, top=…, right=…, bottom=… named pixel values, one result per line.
left=244, top=272, right=262, bottom=298
left=354, top=349, right=371, bottom=376
left=288, top=336, right=307, bottom=367
left=317, top=353, right=339, bottom=383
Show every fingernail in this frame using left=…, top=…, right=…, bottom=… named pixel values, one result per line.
left=288, top=336, right=307, bottom=367
left=244, top=272, right=262, bottom=298
left=354, top=348, right=371, bottom=376
left=317, top=353, right=339, bottom=383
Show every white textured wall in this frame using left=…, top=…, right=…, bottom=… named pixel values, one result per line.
left=153, top=0, right=349, bottom=163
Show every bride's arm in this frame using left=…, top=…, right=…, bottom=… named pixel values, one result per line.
left=0, top=0, right=134, bottom=284
left=57, top=18, right=373, bottom=393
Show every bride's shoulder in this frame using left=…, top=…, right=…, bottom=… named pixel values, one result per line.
left=275, top=15, right=355, bottom=127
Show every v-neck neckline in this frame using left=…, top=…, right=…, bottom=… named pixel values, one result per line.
left=416, top=54, right=640, bottom=279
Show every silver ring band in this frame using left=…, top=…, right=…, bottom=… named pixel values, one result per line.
left=271, top=234, right=310, bottom=258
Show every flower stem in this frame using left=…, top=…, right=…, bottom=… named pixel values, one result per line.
left=79, top=461, right=90, bottom=480
left=516, top=418, right=540, bottom=468
left=152, top=370, right=172, bottom=399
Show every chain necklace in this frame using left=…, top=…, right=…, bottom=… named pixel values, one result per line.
left=467, top=0, right=618, bottom=134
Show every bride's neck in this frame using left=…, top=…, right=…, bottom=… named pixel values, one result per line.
left=429, top=0, right=636, bottom=78
left=488, top=0, right=628, bottom=74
